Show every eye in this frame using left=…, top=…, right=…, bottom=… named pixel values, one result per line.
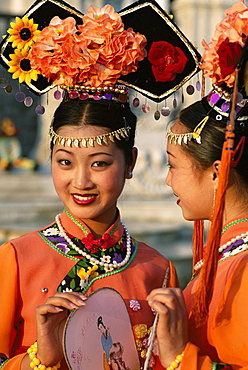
left=92, top=161, right=108, bottom=168
left=167, top=162, right=172, bottom=169
left=58, top=159, right=71, bottom=166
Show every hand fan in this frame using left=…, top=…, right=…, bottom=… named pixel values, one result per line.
left=63, top=287, right=140, bottom=370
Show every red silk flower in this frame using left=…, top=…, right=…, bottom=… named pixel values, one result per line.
left=82, top=233, right=115, bottom=253
left=200, top=1, right=248, bottom=88
left=148, top=41, right=188, bottom=82
left=217, top=38, right=242, bottom=79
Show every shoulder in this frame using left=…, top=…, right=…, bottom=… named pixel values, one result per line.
left=219, top=249, right=248, bottom=280
left=1, top=221, right=55, bottom=252
left=134, top=240, right=179, bottom=286
left=136, top=239, right=168, bottom=261
left=9, top=222, right=54, bottom=245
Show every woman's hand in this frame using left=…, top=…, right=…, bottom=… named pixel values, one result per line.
left=147, top=288, right=188, bottom=368
left=35, top=292, right=86, bottom=366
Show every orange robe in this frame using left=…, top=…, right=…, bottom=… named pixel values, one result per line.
left=0, top=211, right=178, bottom=369
left=183, top=217, right=248, bottom=370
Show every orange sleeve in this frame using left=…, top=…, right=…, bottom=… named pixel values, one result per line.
left=0, top=242, right=23, bottom=369
left=181, top=258, right=248, bottom=370
left=181, top=342, right=212, bottom=370
left=210, top=259, right=248, bottom=369
left=1, top=354, right=26, bottom=370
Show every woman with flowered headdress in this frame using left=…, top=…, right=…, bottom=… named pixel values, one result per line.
left=147, top=1, right=248, bottom=370
left=0, top=0, right=197, bottom=369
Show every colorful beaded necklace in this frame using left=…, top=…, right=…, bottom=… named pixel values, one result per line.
left=55, top=214, right=132, bottom=269
left=194, top=230, right=248, bottom=272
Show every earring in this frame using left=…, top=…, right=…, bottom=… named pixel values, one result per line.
left=211, top=186, right=217, bottom=219
left=127, top=171, right=133, bottom=178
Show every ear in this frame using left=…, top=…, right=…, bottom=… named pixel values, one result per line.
left=126, top=147, right=138, bottom=179
left=211, top=160, right=221, bottom=182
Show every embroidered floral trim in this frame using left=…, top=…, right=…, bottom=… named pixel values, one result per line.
left=219, top=236, right=248, bottom=262
left=39, top=221, right=137, bottom=293
left=0, top=358, right=9, bottom=369
left=130, top=299, right=141, bottom=311
left=212, top=363, right=232, bottom=370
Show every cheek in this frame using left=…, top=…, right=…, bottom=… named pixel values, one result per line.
left=52, top=165, right=67, bottom=193
left=103, top=167, right=126, bottom=192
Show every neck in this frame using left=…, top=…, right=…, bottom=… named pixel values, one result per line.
left=222, top=185, right=248, bottom=226
left=65, top=208, right=119, bottom=238
left=86, top=220, right=115, bottom=238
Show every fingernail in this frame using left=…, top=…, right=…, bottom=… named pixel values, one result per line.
left=70, top=303, right=79, bottom=309
left=76, top=298, right=86, bottom=306
left=54, top=307, right=64, bottom=312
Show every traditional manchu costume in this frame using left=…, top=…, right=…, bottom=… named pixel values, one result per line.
left=0, top=210, right=178, bottom=369
left=183, top=217, right=248, bottom=369
left=165, top=0, right=248, bottom=368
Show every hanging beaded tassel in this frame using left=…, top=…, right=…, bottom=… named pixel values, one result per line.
left=193, top=68, right=239, bottom=326
left=161, top=99, right=171, bottom=117
left=154, top=103, right=160, bottom=120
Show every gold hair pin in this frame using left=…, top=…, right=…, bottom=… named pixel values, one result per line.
left=166, top=116, right=210, bottom=145
left=49, top=126, right=131, bottom=148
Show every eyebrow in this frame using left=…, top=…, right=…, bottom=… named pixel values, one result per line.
left=166, top=150, right=176, bottom=158
left=54, top=148, right=113, bottom=157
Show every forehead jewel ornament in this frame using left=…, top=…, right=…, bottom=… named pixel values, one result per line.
left=0, top=0, right=201, bottom=116
left=167, top=0, right=248, bottom=146
left=49, top=125, right=131, bottom=148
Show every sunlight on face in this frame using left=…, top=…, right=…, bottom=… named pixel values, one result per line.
left=166, top=121, right=215, bottom=221
left=52, top=125, right=130, bottom=230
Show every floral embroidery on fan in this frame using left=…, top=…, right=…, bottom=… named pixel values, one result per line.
left=130, top=299, right=141, bottom=311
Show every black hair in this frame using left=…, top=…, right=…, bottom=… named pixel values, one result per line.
left=51, top=99, right=137, bottom=166
left=178, top=98, right=248, bottom=186
left=97, top=316, right=106, bottom=329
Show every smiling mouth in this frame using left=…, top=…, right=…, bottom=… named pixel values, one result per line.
left=74, top=195, right=95, bottom=201
left=72, top=194, right=97, bottom=205
left=173, top=193, right=180, bottom=205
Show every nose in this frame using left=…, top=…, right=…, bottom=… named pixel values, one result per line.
left=72, top=167, right=94, bottom=189
left=165, top=169, right=171, bottom=187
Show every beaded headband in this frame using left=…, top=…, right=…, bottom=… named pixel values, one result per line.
left=0, top=0, right=201, bottom=116
left=49, top=126, right=131, bottom=148
left=166, top=1, right=248, bottom=146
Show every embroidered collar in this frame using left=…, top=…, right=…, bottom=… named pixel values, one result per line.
left=57, top=209, right=123, bottom=243
left=39, top=214, right=137, bottom=292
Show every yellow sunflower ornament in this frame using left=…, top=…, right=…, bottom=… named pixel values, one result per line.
left=8, top=48, right=39, bottom=84
left=7, top=16, right=40, bottom=50
left=7, top=16, right=40, bottom=84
